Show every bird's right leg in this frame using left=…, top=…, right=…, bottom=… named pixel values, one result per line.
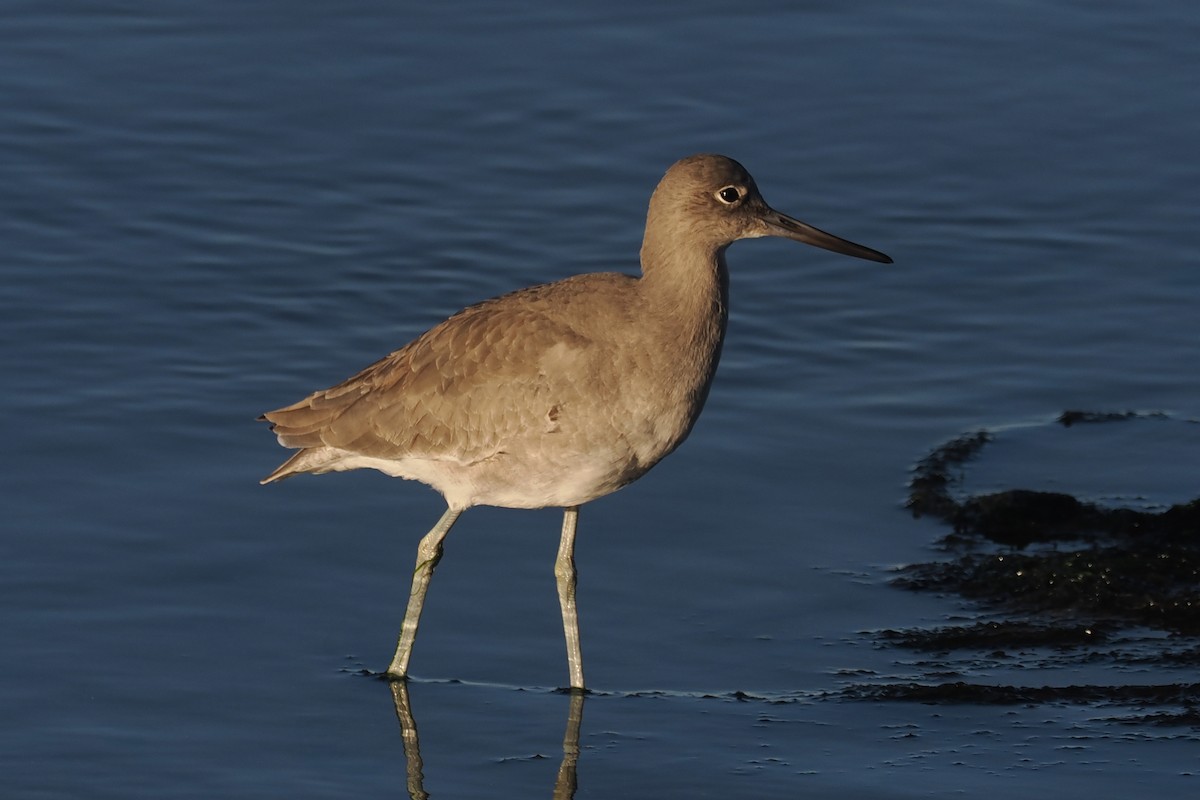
left=387, top=506, right=463, bottom=678
left=555, top=506, right=586, bottom=690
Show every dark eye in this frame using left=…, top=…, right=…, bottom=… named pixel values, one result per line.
left=717, top=186, right=741, bottom=204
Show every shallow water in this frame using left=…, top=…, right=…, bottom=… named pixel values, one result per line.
left=959, top=416, right=1200, bottom=511
left=3, top=1, right=1200, bottom=797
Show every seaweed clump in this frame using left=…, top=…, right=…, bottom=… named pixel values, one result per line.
left=851, top=412, right=1200, bottom=725
left=899, top=413, right=1200, bottom=634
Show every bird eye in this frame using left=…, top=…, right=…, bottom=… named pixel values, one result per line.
left=717, top=186, right=742, bottom=204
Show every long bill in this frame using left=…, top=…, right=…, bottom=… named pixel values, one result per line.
left=761, top=208, right=893, bottom=264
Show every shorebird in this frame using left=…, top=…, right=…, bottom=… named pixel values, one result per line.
left=260, top=154, right=891, bottom=689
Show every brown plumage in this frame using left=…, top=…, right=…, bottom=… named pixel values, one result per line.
left=260, top=154, right=891, bottom=688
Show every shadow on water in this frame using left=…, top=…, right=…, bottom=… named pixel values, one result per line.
left=389, top=681, right=583, bottom=800
left=844, top=411, right=1200, bottom=728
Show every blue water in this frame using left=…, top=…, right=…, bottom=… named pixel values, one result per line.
left=4, top=1, right=1199, bottom=797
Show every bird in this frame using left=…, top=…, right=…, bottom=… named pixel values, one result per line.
left=260, top=154, right=892, bottom=690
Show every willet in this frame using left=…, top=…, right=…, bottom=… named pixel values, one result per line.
left=260, top=154, right=891, bottom=689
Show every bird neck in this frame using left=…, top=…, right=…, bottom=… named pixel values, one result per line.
left=640, top=213, right=728, bottom=308
left=638, top=229, right=730, bottom=371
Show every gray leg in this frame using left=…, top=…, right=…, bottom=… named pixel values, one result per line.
left=388, top=506, right=463, bottom=678
left=554, top=506, right=586, bottom=689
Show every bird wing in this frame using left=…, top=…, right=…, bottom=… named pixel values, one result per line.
left=262, top=282, right=601, bottom=466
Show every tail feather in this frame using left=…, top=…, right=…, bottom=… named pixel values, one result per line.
left=260, top=447, right=352, bottom=484
left=260, top=450, right=309, bottom=484
left=259, top=391, right=355, bottom=450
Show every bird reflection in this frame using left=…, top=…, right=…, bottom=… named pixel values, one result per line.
left=389, top=682, right=584, bottom=799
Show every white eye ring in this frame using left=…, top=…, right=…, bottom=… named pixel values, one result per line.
left=716, top=186, right=742, bottom=204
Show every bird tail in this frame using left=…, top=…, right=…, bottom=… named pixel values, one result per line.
left=258, top=400, right=349, bottom=484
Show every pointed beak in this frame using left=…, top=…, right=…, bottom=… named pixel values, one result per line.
left=760, top=208, right=893, bottom=264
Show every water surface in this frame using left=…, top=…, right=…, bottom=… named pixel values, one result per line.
left=3, top=1, right=1199, bottom=797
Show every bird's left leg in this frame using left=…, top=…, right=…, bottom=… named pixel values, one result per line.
left=387, top=505, right=462, bottom=678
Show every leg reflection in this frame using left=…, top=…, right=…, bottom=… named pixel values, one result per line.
left=388, top=682, right=586, bottom=800
left=554, top=691, right=585, bottom=800
left=389, top=681, right=428, bottom=800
